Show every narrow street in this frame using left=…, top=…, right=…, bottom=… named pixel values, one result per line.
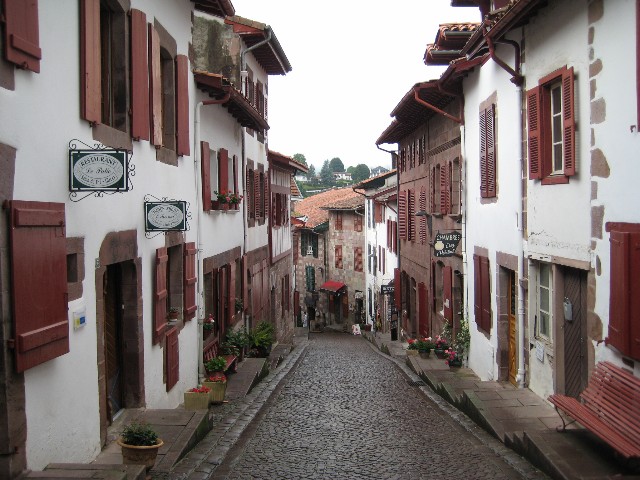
left=211, top=333, right=541, bottom=479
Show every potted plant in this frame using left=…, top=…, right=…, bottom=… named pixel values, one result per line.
left=434, top=334, right=449, bottom=358
left=225, top=327, right=249, bottom=361
left=406, top=338, right=419, bottom=356
left=202, top=372, right=227, bottom=404
left=445, top=348, right=463, bottom=368
left=167, top=307, right=180, bottom=321
left=117, top=421, right=164, bottom=474
left=184, top=385, right=211, bottom=410
left=247, top=321, right=274, bottom=358
left=203, top=314, right=215, bottom=340
left=415, top=337, right=436, bottom=358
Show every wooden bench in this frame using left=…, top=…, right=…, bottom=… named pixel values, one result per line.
left=203, top=340, right=238, bottom=375
left=548, top=361, right=640, bottom=459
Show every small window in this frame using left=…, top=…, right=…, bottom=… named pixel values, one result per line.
left=537, top=263, right=552, bottom=340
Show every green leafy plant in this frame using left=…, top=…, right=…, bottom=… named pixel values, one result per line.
left=120, top=422, right=159, bottom=447
left=250, top=321, right=275, bottom=349
left=204, top=356, right=227, bottom=373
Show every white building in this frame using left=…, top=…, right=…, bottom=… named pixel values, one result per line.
left=0, top=1, right=290, bottom=475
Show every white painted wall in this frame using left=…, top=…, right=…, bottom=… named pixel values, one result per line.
left=523, top=0, right=590, bottom=398
left=590, top=0, right=640, bottom=375
left=463, top=45, right=524, bottom=381
left=0, top=0, right=266, bottom=470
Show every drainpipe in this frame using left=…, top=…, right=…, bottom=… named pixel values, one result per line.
left=193, top=92, right=230, bottom=382
left=486, top=35, right=524, bottom=86
left=240, top=28, right=273, bottom=90
left=413, top=87, right=463, bottom=124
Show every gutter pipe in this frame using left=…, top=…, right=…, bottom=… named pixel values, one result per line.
left=413, top=87, right=463, bottom=124
left=193, top=92, right=231, bottom=382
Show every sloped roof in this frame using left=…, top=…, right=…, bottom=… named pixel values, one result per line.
left=268, top=150, right=308, bottom=173
left=290, top=177, right=302, bottom=198
left=192, top=0, right=234, bottom=18
left=424, top=22, right=480, bottom=65
left=294, top=188, right=364, bottom=229
left=224, top=16, right=292, bottom=75
left=354, top=169, right=397, bottom=190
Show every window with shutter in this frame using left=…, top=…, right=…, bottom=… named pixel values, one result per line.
left=527, top=66, right=575, bottom=184
left=335, top=245, right=343, bottom=269
left=419, top=187, right=427, bottom=245
left=3, top=0, right=41, bottom=72
left=408, top=189, right=415, bottom=241
left=154, top=247, right=169, bottom=344
left=175, top=54, right=190, bottom=156
left=434, top=166, right=441, bottom=213
left=9, top=201, right=69, bottom=373
left=479, top=103, right=497, bottom=198
left=305, top=265, right=315, bottom=291
left=165, top=326, right=179, bottom=391
left=473, top=254, right=492, bottom=333
left=201, top=142, right=212, bottom=211
left=606, top=223, right=640, bottom=360
left=354, top=215, right=362, bottom=232
left=311, top=233, right=319, bottom=258
left=398, top=190, right=407, bottom=240
left=130, top=9, right=149, bottom=141
left=335, top=212, right=343, bottom=231
left=183, top=242, right=197, bottom=321
left=354, top=247, right=363, bottom=272
left=149, top=24, right=162, bottom=146
left=218, top=148, right=229, bottom=196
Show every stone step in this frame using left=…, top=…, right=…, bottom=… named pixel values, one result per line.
left=25, top=463, right=145, bottom=480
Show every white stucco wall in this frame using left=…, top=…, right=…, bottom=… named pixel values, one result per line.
left=0, top=0, right=265, bottom=470
left=523, top=1, right=590, bottom=399
left=463, top=43, right=525, bottom=381
left=590, top=0, right=640, bottom=374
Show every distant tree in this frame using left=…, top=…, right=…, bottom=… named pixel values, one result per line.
left=293, top=153, right=307, bottom=166
left=329, top=157, right=345, bottom=173
left=347, top=166, right=356, bottom=174
left=320, top=160, right=334, bottom=185
left=307, top=165, right=318, bottom=183
left=351, top=164, right=371, bottom=183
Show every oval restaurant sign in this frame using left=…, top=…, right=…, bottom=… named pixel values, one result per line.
left=145, top=201, right=187, bottom=232
left=434, top=231, right=462, bottom=257
left=69, top=149, right=128, bottom=191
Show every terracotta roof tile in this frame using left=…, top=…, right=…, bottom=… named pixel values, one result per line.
left=293, top=188, right=364, bottom=228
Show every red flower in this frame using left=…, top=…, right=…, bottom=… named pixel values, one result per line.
left=207, top=373, right=227, bottom=383
left=188, top=385, right=211, bottom=393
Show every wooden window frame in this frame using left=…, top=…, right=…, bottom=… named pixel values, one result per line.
left=536, top=262, right=552, bottom=341
left=528, top=66, right=575, bottom=185
left=473, top=254, right=492, bottom=333
left=335, top=245, right=343, bottom=269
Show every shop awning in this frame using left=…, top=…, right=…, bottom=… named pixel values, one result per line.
left=319, top=281, right=346, bottom=293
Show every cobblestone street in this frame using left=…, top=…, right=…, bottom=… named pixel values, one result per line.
left=212, top=333, right=539, bottom=479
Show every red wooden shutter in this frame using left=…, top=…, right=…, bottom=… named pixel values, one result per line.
left=527, top=86, right=542, bottom=179
left=9, top=201, right=69, bottom=373
left=233, top=155, right=239, bottom=195
left=154, top=247, right=168, bottom=344
left=130, top=9, right=149, bottom=141
left=354, top=247, right=363, bottom=272
left=608, top=231, right=629, bottom=353
left=480, top=256, right=491, bottom=332
left=201, top=141, right=211, bottom=211
left=3, top=0, right=41, bottom=72
left=254, top=171, right=261, bottom=218
left=262, top=260, right=269, bottom=319
left=335, top=212, right=342, bottom=230
left=398, top=190, right=407, bottom=240
left=175, top=54, right=190, bottom=156
left=80, top=0, right=101, bottom=124
left=264, top=178, right=269, bottom=220
left=165, top=326, right=179, bottom=391
left=218, top=148, right=229, bottom=194
left=429, top=168, right=435, bottom=213
left=486, top=104, right=496, bottom=197
left=479, top=108, right=487, bottom=197
left=394, top=268, right=401, bottom=310
left=335, top=246, right=342, bottom=268
left=242, top=255, right=249, bottom=314
left=148, top=24, right=162, bottom=146
left=419, top=187, right=427, bottom=245
left=418, top=282, right=428, bottom=337
left=408, top=190, right=415, bottom=241
left=440, top=166, right=448, bottom=213
left=443, top=266, right=453, bottom=322
left=473, top=254, right=481, bottom=326
left=227, top=262, right=235, bottom=321
left=183, top=242, right=197, bottom=321
left=562, top=67, right=576, bottom=176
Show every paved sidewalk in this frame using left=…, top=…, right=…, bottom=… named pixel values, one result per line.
left=363, top=330, right=640, bottom=480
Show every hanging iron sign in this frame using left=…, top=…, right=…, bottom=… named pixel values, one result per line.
left=144, top=201, right=187, bottom=232
left=434, top=231, right=462, bottom=257
left=381, top=284, right=394, bottom=294
left=69, top=149, right=129, bottom=191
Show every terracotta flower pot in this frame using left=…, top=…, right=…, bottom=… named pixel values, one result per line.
left=117, top=438, right=164, bottom=473
left=183, top=391, right=210, bottom=410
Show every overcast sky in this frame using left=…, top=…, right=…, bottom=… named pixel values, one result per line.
left=229, top=1, right=480, bottom=171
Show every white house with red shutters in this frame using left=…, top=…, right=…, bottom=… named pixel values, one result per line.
left=453, top=0, right=640, bottom=399
left=0, top=0, right=291, bottom=476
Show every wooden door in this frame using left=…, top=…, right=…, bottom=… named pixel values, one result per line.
left=104, top=264, right=124, bottom=423
left=563, top=268, right=588, bottom=398
left=508, top=270, right=517, bottom=386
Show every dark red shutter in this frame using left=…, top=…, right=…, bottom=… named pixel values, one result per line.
left=354, top=247, right=363, bottom=272
left=148, top=25, right=162, bottom=146
left=480, top=256, right=491, bottom=332
left=165, top=326, right=179, bottom=391
left=562, top=67, right=576, bottom=176
left=429, top=168, right=435, bottom=212
left=398, top=190, right=407, bottom=240
left=443, top=266, right=453, bottom=322
left=233, top=155, right=239, bottom=195
left=228, top=261, right=236, bottom=322
left=254, top=172, right=261, bottom=218
left=418, top=282, right=428, bottom=337
left=154, top=247, right=168, bottom=344
left=394, top=268, right=401, bottom=310
left=479, top=109, right=487, bottom=197
left=440, top=166, right=448, bottom=213
left=218, top=148, right=229, bottom=193
left=527, top=86, right=542, bottom=179
left=242, top=255, right=248, bottom=314
left=130, top=9, right=149, bottom=141
left=631, top=232, right=640, bottom=359
left=419, top=187, right=427, bottom=244
left=9, top=201, right=69, bottom=373
left=262, top=260, right=269, bottom=318
left=80, top=0, right=101, bottom=124
left=183, top=242, right=197, bottom=321
left=408, top=190, right=415, bottom=241
left=608, top=231, right=629, bottom=353
left=175, top=54, right=190, bottom=156
left=3, top=0, right=41, bottom=72
left=486, top=104, right=496, bottom=197
left=201, top=141, right=211, bottom=211
left=473, top=254, right=481, bottom=326
left=264, top=178, right=269, bottom=220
